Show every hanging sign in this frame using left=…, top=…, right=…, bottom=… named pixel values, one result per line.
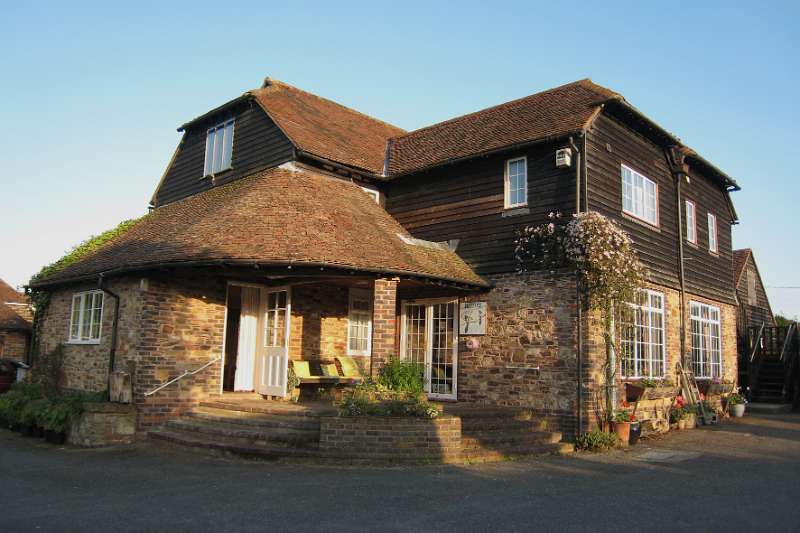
left=459, top=302, right=487, bottom=335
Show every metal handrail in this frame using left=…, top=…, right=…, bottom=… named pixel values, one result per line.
left=144, top=357, right=222, bottom=397
left=779, top=323, right=797, bottom=362
left=749, top=323, right=766, bottom=362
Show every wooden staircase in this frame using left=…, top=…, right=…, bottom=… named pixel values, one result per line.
left=752, top=358, right=788, bottom=403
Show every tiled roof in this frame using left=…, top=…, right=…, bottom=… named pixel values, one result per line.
left=0, top=302, right=30, bottom=331
left=33, top=167, right=487, bottom=288
left=733, top=249, right=751, bottom=286
left=250, top=79, right=406, bottom=175
left=0, top=279, right=27, bottom=305
left=387, top=79, right=620, bottom=176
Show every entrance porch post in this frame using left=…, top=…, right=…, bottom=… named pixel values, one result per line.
left=371, top=277, right=399, bottom=377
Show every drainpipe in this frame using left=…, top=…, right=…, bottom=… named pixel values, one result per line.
left=666, top=148, right=688, bottom=368
left=98, top=273, right=120, bottom=400
left=569, top=135, right=585, bottom=435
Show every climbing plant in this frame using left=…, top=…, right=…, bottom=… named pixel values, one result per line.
left=515, top=211, right=647, bottom=424
left=26, top=217, right=144, bottom=358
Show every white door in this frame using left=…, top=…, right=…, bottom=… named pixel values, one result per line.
left=401, top=299, right=458, bottom=400
left=255, top=287, right=291, bottom=396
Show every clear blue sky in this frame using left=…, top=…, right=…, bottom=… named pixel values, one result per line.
left=2, top=1, right=798, bottom=317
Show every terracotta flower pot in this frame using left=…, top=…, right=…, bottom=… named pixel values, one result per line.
left=613, top=421, right=631, bottom=444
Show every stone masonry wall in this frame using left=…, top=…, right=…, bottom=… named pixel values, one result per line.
left=458, top=270, right=579, bottom=435
left=288, top=284, right=348, bottom=361
left=33, top=278, right=141, bottom=393
left=135, top=273, right=226, bottom=429
left=0, top=330, right=29, bottom=361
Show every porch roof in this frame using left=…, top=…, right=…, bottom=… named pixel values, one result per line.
left=32, top=167, right=488, bottom=288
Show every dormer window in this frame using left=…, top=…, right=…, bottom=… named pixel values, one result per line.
left=204, top=119, right=235, bottom=176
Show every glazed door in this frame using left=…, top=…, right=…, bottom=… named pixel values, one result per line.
left=255, top=288, right=291, bottom=396
left=401, top=299, right=458, bottom=400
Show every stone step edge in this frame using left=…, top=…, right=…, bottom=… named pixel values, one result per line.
left=462, top=442, right=574, bottom=462
left=165, top=419, right=320, bottom=446
left=187, top=408, right=322, bottom=429
left=148, top=429, right=319, bottom=458
left=199, top=401, right=333, bottom=418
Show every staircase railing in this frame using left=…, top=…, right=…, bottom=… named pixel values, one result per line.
left=144, top=357, right=222, bottom=397
left=748, top=323, right=766, bottom=401
left=779, top=324, right=799, bottom=404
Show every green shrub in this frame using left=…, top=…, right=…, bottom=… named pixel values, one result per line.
left=338, top=381, right=438, bottom=419
left=574, top=429, right=619, bottom=452
left=19, top=398, right=49, bottom=427
left=378, top=358, right=425, bottom=395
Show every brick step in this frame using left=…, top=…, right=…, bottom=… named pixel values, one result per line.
left=460, top=431, right=562, bottom=450
left=164, top=419, right=320, bottom=449
left=199, top=400, right=335, bottom=417
left=460, top=419, right=550, bottom=432
left=440, top=407, right=537, bottom=420
left=148, top=429, right=318, bottom=460
left=187, top=407, right=321, bottom=431
left=462, top=442, right=573, bottom=462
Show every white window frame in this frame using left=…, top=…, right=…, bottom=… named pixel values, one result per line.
left=399, top=298, right=459, bottom=400
left=68, top=290, right=104, bottom=344
left=504, top=156, right=528, bottom=209
left=360, top=186, right=380, bottom=204
left=690, top=301, right=722, bottom=379
left=685, top=200, right=697, bottom=244
left=621, top=164, right=659, bottom=227
left=620, top=289, right=666, bottom=379
left=203, top=118, right=235, bottom=177
left=346, top=288, right=372, bottom=356
left=707, top=213, right=718, bottom=253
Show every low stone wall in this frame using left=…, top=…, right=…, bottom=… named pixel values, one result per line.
left=319, top=415, right=462, bottom=463
left=68, top=402, right=136, bottom=447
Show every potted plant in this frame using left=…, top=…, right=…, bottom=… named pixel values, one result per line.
left=286, top=365, right=301, bottom=403
left=684, top=404, right=697, bottom=429
left=611, top=409, right=634, bottom=444
left=728, top=391, right=746, bottom=418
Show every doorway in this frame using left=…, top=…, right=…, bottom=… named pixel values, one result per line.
left=400, top=299, right=459, bottom=400
left=222, top=283, right=291, bottom=396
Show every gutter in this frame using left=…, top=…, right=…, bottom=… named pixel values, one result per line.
left=665, top=147, right=688, bottom=366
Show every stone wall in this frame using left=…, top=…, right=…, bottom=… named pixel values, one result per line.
left=289, top=284, right=348, bottom=361
left=68, top=402, right=136, bottom=447
left=319, top=415, right=462, bottom=463
left=458, top=270, right=579, bottom=435
left=135, top=273, right=226, bottom=429
left=33, top=278, right=141, bottom=393
left=0, top=330, right=29, bottom=361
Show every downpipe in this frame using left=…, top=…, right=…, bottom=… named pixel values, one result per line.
left=98, top=273, right=120, bottom=400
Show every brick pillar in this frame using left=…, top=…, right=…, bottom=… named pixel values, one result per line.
left=371, top=277, right=399, bottom=377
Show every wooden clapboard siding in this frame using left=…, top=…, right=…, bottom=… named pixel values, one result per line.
left=682, top=164, right=736, bottom=303
left=153, top=99, right=294, bottom=207
left=386, top=141, right=576, bottom=276
left=735, top=254, right=775, bottom=330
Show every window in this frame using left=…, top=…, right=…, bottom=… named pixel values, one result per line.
left=504, top=157, right=527, bottom=209
left=68, top=290, right=104, bottom=343
left=690, top=301, right=722, bottom=379
left=347, top=289, right=372, bottom=356
left=620, top=289, right=666, bottom=378
left=621, top=164, right=658, bottom=226
left=707, top=213, right=718, bottom=253
left=204, top=119, right=235, bottom=176
left=401, top=299, right=458, bottom=399
left=360, top=186, right=380, bottom=204
left=685, top=200, right=697, bottom=244
left=747, top=269, right=757, bottom=306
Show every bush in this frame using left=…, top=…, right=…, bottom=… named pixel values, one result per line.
left=0, top=382, right=105, bottom=432
left=378, top=359, right=425, bottom=395
left=574, top=429, right=619, bottom=452
left=338, top=381, right=438, bottom=419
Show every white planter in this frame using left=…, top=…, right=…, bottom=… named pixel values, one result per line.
left=731, top=404, right=745, bottom=418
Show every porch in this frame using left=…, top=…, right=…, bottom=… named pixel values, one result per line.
left=220, top=273, right=476, bottom=402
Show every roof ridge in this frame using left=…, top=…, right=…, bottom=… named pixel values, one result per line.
left=391, top=78, right=617, bottom=141
left=253, top=78, right=406, bottom=134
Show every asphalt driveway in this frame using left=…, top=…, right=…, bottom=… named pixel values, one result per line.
left=2, top=412, right=799, bottom=533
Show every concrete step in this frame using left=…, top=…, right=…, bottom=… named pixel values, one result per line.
left=164, top=419, right=319, bottom=449
left=460, top=431, right=562, bottom=450
left=148, top=429, right=318, bottom=460
left=462, top=442, right=573, bottom=462
left=186, top=406, right=321, bottom=431
left=199, top=400, right=336, bottom=417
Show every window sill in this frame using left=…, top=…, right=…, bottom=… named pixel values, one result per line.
left=501, top=206, right=530, bottom=218
left=621, top=211, right=660, bottom=232
left=65, top=340, right=101, bottom=346
left=708, top=250, right=719, bottom=257
left=345, top=352, right=371, bottom=358
left=200, top=167, right=234, bottom=180
left=686, top=240, right=698, bottom=249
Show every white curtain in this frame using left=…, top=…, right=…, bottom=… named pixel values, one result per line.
left=234, top=287, right=259, bottom=391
